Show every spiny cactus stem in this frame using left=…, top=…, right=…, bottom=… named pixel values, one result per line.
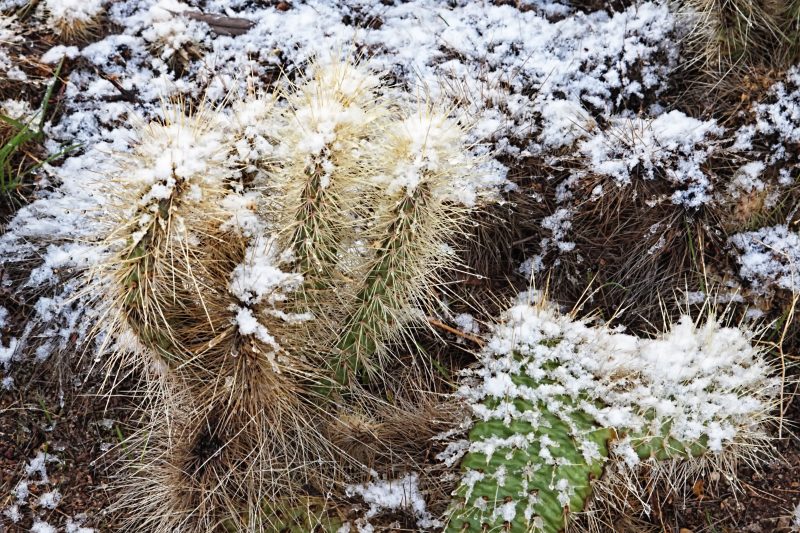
left=119, top=176, right=187, bottom=365
left=289, top=157, right=341, bottom=287
left=332, top=183, right=432, bottom=386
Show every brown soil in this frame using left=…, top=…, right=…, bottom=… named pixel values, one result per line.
left=661, top=398, right=800, bottom=533
left=0, top=356, right=128, bottom=532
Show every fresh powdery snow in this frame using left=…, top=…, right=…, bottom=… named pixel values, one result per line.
left=577, top=110, right=723, bottom=207
left=44, top=0, right=104, bottom=29
left=346, top=473, right=442, bottom=529
left=731, top=225, right=800, bottom=294
left=30, top=521, right=58, bottom=533
left=733, top=66, right=800, bottom=171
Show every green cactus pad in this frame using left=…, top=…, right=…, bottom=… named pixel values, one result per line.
left=446, top=366, right=615, bottom=533
left=447, top=296, right=776, bottom=532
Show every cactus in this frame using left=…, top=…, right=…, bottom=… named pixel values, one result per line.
left=446, top=293, right=778, bottom=532
left=331, top=107, right=475, bottom=385
left=94, top=59, right=495, bottom=531
left=100, top=107, right=237, bottom=369
left=97, top=103, right=345, bottom=531
left=273, top=60, right=385, bottom=290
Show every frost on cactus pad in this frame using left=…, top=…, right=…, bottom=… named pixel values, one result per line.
left=447, top=293, right=777, bottom=532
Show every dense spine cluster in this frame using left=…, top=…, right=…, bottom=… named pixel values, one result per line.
left=91, top=59, right=485, bottom=530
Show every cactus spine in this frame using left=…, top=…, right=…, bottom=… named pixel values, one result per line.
left=97, top=59, right=490, bottom=530
left=447, top=294, right=778, bottom=533
left=103, top=109, right=235, bottom=370
left=333, top=108, right=473, bottom=384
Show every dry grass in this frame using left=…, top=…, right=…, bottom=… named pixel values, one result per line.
left=674, top=0, right=800, bottom=122
left=47, top=8, right=104, bottom=44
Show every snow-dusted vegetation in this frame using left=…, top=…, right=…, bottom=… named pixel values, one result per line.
left=0, top=0, right=798, bottom=532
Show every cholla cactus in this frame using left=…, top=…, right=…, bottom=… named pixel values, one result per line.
left=94, top=104, right=343, bottom=531
left=236, top=60, right=486, bottom=386
left=98, top=107, right=234, bottom=369
left=446, top=292, right=778, bottom=532
left=43, top=0, right=104, bottom=42
left=331, top=106, right=476, bottom=384
left=90, top=58, right=493, bottom=530
left=269, top=61, right=385, bottom=323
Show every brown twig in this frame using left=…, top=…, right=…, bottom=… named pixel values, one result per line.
left=427, top=317, right=485, bottom=347
left=181, top=11, right=255, bottom=37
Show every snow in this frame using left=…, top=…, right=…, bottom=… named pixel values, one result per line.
left=234, top=307, right=279, bottom=355
left=732, top=161, right=766, bottom=194
left=375, top=107, right=504, bottom=207
left=41, top=45, right=81, bottom=63
left=346, top=473, right=441, bottom=529
left=453, top=313, right=479, bottom=335
left=286, top=60, right=380, bottom=161
left=65, top=515, right=95, bottom=533
left=138, top=0, right=211, bottom=63
left=38, top=490, right=62, bottom=510
left=31, top=521, right=58, bottom=533
left=14, top=480, right=30, bottom=502
left=577, top=111, right=722, bottom=207
left=0, top=15, right=24, bottom=81
left=0, top=336, right=19, bottom=369
left=25, top=451, right=58, bottom=483
left=44, top=0, right=104, bottom=28
left=1, top=452, right=78, bottom=530
left=229, top=236, right=303, bottom=307
left=731, top=225, right=800, bottom=294
left=540, top=208, right=575, bottom=253
left=735, top=66, right=800, bottom=164
left=1, top=98, right=35, bottom=120
left=538, top=99, right=594, bottom=149
left=3, top=504, right=21, bottom=523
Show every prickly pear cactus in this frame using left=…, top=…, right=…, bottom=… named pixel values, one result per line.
left=446, top=293, right=778, bottom=532
left=450, top=395, right=614, bottom=532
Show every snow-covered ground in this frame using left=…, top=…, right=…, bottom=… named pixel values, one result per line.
left=1, top=0, right=798, bottom=531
